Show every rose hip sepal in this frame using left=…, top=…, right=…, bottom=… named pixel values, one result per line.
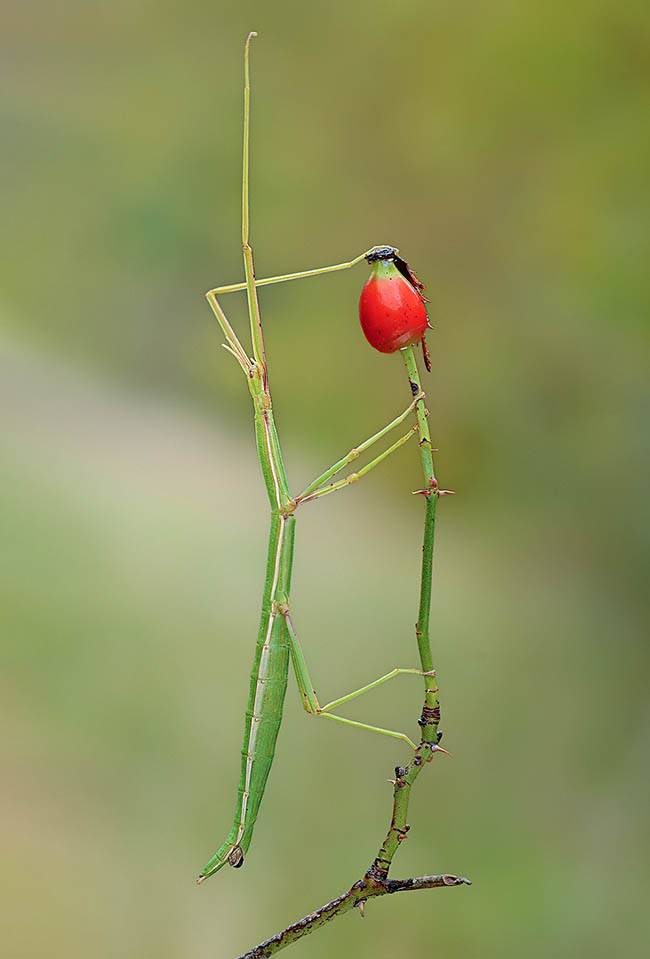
left=359, top=246, right=429, bottom=357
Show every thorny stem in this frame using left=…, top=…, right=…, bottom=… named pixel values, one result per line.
left=401, top=344, right=441, bottom=743
left=234, top=876, right=470, bottom=959
left=364, top=345, right=445, bottom=884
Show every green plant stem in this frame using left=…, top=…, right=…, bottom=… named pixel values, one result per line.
left=364, top=345, right=443, bottom=884
left=401, top=344, right=441, bottom=745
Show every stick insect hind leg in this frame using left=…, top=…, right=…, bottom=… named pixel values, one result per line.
left=281, top=608, right=436, bottom=752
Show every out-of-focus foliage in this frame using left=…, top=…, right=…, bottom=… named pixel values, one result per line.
left=2, top=2, right=648, bottom=957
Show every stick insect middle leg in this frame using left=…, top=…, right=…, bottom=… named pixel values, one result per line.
left=282, top=610, right=433, bottom=751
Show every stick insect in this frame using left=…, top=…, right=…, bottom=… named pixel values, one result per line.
left=198, top=33, right=441, bottom=883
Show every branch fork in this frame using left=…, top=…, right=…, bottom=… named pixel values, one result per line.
left=235, top=873, right=471, bottom=959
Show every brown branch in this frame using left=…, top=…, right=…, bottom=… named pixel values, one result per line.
left=235, top=873, right=471, bottom=959
left=233, top=711, right=470, bottom=958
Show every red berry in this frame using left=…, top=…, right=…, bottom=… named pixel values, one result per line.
left=359, top=254, right=428, bottom=355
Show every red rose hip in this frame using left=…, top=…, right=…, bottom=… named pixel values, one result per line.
left=359, top=248, right=429, bottom=355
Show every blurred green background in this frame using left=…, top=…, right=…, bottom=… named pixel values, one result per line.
left=2, top=1, right=649, bottom=957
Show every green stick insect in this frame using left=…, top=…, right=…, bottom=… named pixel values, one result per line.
left=197, top=33, right=447, bottom=884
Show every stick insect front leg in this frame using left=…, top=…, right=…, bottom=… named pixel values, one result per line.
left=282, top=610, right=434, bottom=751
left=206, top=246, right=389, bottom=298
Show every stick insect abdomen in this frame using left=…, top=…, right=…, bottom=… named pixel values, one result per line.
left=198, top=511, right=295, bottom=881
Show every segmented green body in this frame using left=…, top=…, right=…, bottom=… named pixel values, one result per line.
left=199, top=405, right=295, bottom=879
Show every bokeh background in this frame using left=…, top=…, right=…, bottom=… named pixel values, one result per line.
left=2, top=2, right=649, bottom=957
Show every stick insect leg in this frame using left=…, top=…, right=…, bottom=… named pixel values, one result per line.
left=296, top=425, right=418, bottom=506
left=297, top=393, right=425, bottom=500
left=207, top=246, right=388, bottom=297
left=320, top=713, right=417, bottom=750
left=205, top=290, right=252, bottom=374
left=319, top=668, right=434, bottom=712
left=283, top=611, right=430, bottom=751
left=205, top=244, right=395, bottom=379
left=205, top=246, right=386, bottom=369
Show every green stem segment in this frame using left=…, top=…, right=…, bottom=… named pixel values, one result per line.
left=401, top=344, right=441, bottom=744
left=365, top=344, right=443, bottom=884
